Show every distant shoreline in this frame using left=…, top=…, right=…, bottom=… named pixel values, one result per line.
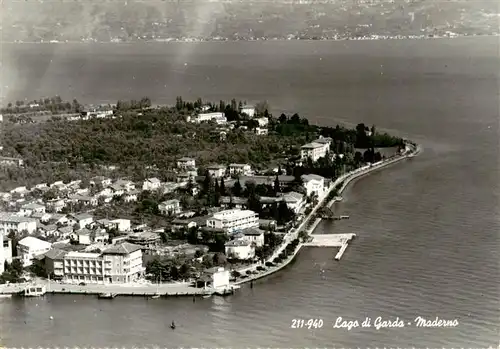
left=1, top=34, right=498, bottom=45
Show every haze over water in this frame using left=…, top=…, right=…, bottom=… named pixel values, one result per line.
left=0, top=37, right=499, bottom=347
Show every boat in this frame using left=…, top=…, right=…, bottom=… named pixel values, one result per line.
left=170, top=321, right=176, bottom=330
left=0, top=294, right=12, bottom=299
left=340, top=215, right=350, bottom=219
left=23, top=285, right=46, bottom=297
left=151, top=294, right=161, bottom=299
left=202, top=294, right=212, bottom=299
left=98, top=292, right=117, bottom=299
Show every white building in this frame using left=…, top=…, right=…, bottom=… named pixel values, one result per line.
left=110, top=219, right=131, bottom=232
left=212, top=267, right=230, bottom=289
left=19, top=202, right=46, bottom=216
left=142, top=178, right=162, bottom=191
left=255, top=127, right=268, bottom=136
left=240, top=106, right=255, bottom=117
left=255, top=117, right=268, bottom=127
left=207, top=209, right=259, bottom=233
left=229, top=163, right=252, bottom=176
left=158, top=199, right=181, bottom=215
left=281, top=191, right=306, bottom=214
left=63, top=251, right=105, bottom=284
left=177, top=157, right=196, bottom=170
left=62, top=242, right=144, bottom=284
left=301, top=142, right=328, bottom=162
left=190, top=112, right=227, bottom=124
left=17, top=236, right=52, bottom=267
left=207, top=164, right=226, bottom=178
left=101, top=243, right=144, bottom=284
left=225, top=239, right=255, bottom=260
left=3, top=237, right=12, bottom=265
left=0, top=213, right=37, bottom=235
left=301, top=174, right=325, bottom=197
left=68, top=213, right=94, bottom=230
left=239, top=228, right=265, bottom=247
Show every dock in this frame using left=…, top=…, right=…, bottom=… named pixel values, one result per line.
left=303, top=233, right=356, bottom=260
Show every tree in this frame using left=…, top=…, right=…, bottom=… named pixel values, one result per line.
left=232, top=178, right=243, bottom=197
left=219, top=177, right=226, bottom=196
left=273, top=174, right=281, bottom=196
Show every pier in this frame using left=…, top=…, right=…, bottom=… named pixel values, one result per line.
left=303, top=233, right=356, bottom=260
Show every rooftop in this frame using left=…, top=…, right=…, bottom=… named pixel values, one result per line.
left=21, top=202, right=45, bottom=209
left=212, top=209, right=257, bottom=221
left=64, top=251, right=101, bottom=259
left=44, top=248, right=68, bottom=260
left=301, top=142, right=325, bottom=149
left=103, top=242, right=142, bottom=255
left=0, top=212, right=37, bottom=223
left=301, top=174, right=325, bottom=182
left=225, top=239, right=252, bottom=247
left=19, top=236, right=52, bottom=249
left=178, top=157, right=195, bottom=162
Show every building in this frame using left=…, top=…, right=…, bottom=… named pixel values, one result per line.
left=70, top=195, right=98, bottom=207
left=43, top=248, right=67, bottom=279
left=110, top=219, right=131, bottom=232
left=255, top=127, right=268, bottom=136
left=177, top=157, right=196, bottom=170
left=207, top=209, right=259, bottom=233
left=255, top=117, right=268, bottom=127
left=207, top=164, right=226, bottom=178
left=142, top=178, right=162, bottom=191
left=90, top=176, right=112, bottom=187
left=281, top=191, right=306, bottom=214
left=62, top=242, right=144, bottom=284
left=219, top=196, right=248, bottom=209
left=190, top=112, right=227, bottom=124
left=63, top=251, right=105, bottom=284
left=19, top=202, right=46, bottom=216
left=126, top=231, right=161, bottom=248
left=101, top=243, right=144, bottom=283
left=158, top=199, right=181, bottom=215
left=229, top=163, right=252, bottom=176
left=301, top=174, right=325, bottom=197
left=239, top=227, right=265, bottom=247
left=212, top=267, right=230, bottom=289
left=300, top=136, right=333, bottom=162
left=240, top=106, right=255, bottom=117
left=0, top=156, right=24, bottom=167
left=224, top=239, right=255, bottom=260
left=0, top=213, right=37, bottom=235
left=68, top=213, right=94, bottom=229
left=17, top=236, right=52, bottom=267
left=3, top=237, right=12, bottom=266
left=45, top=198, right=66, bottom=212
left=301, top=142, right=328, bottom=162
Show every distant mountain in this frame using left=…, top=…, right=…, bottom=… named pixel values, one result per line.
left=1, top=0, right=498, bottom=42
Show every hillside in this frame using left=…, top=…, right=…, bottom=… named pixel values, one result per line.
left=1, top=0, right=498, bottom=42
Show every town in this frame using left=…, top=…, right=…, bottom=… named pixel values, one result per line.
left=0, top=97, right=411, bottom=296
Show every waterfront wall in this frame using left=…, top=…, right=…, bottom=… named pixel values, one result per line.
left=233, top=144, right=420, bottom=286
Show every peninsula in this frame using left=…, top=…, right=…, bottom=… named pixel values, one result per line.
left=0, top=96, right=418, bottom=297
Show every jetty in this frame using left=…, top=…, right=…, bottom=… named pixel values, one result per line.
left=303, top=233, right=356, bottom=260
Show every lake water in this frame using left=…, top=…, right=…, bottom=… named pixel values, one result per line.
left=0, top=37, right=499, bottom=347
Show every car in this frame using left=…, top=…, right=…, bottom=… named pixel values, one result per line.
left=79, top=282, right=86, bottom=286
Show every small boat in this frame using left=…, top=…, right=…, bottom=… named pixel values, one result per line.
left=170, top=321, right=176, bottom=330
left=151, top=294, right=161, bottom=299
left=0, top=294, right=12, bottom=299
left=202, top=294, right=212, bottom=299
left=24, top=285, right=46, bottom=297
left=340, top=215, right=350, bottom=219
left=98, top=292, right=117, bottom=299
